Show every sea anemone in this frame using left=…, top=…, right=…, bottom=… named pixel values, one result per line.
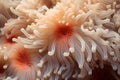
left=3, top=44, right=39, bottom=80
left=0, top=0, right=120, bottom=80
left=0, top=0, right=20, bottom=28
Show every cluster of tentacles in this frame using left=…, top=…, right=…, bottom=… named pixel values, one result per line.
left=0, top=0, right=120, bottom=80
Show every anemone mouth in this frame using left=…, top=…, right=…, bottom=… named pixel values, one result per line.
left=13, top=51, right=32, bottom=69
left=54, top=22, right=74, bottom=41
left=11, top=45, right=32, bottom=70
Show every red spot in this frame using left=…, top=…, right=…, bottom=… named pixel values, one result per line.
left=6, top=34, right=17, bottom=43
left=2, top=35, right=17, bottom=48
left=6, top=37, right=15, bottom=43
left=54, top=22, right=74, bottom=41
left=11, top=46, right=32, bottom=70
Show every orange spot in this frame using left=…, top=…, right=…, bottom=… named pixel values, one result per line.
left=54, top=22, right=74, bottom=41
left=6, top=37, right=16, bottom=44
left=11, top=46, right=32, bottom=71
left=1, top=36, right=16, bottom=48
